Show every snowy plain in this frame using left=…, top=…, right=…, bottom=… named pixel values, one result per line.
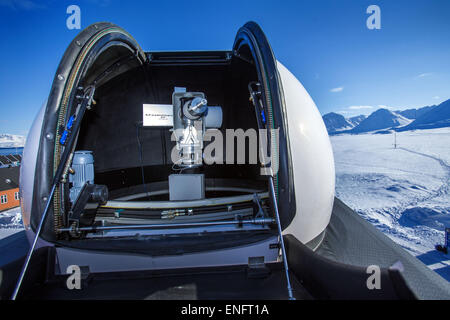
left=0, top=207, right=23, bottom=239
left=331, top=127, right=450, bottom=281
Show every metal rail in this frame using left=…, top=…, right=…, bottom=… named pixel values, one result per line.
left=11, top=87, right=95, bottom=300
left=102, top=192, right=269, bottom=210
left=248, top=81, right=295, bottom=300
left=58, top=217, right=275, bottom=233
left=269, top=176, right=295, bottom=300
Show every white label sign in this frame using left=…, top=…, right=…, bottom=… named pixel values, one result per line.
left=143, top=104, right=173, bottom=127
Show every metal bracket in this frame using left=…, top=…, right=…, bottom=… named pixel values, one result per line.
left=247, top=256, right=270, bottom=279
left=252, top=193, right=265, bottom=218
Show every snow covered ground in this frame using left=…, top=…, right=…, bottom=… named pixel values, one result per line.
left=0, top=206, right=23, bottom=239
left=331, top=128, right=450, bottom=281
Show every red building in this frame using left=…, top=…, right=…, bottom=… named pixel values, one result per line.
left=0, top=166, right=20, bottom=212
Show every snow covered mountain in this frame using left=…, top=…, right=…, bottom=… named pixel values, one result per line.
left=348, top=114, right=366, bottom=127
left=323, top=100, right=450, bottom=135
left=399, top=99, right=450, bottom=131
left=0, top=134, right=26, bottom=148
left=396, top=105, right=436, bottom=120
left=322, top=109, right=411, bottom=134
left=351, top=109, right=412, bottom=133
left=322, top=112, right=354, bottom=133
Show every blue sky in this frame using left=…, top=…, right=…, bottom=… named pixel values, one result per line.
left=0, top=0, right=449, bottom=135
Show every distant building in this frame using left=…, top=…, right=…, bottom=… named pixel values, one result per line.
left=0, top=166, right=20, bottom=212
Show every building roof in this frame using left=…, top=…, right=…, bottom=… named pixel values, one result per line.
left=0, top=154, right=21, bottom=166
left=0, top=154, right=22, bottom=166
left=0, top=166, right=20, bottom=191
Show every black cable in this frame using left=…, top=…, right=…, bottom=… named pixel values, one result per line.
left=160, top=128, right=167, bottom=165
left=135, top=123, right=150, bottom=200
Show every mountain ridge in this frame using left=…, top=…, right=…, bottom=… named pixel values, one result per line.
left=323, top=99, right=450, bottom=135
left=0, top=134, right=26, bottom=148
